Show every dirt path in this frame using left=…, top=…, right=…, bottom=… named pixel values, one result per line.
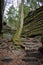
left=0, top=48, right=26, bottom=65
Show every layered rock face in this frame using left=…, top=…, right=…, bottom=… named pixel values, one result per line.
left=22, top=38, right=43, bottom=65
left=22, top=6, right=43, bottom=38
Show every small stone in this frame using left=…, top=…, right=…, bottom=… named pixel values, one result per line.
left=27, top=62, right=39, bottom=65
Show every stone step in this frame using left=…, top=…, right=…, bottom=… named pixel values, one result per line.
left=22, top=42, right=41, bottom=51
left=25, top=44, right=41, bottom=48
left=22, top=43, right=35, bottom=47
left=25, top=46, right=40, bottom=49
left=24, top=43, right=40, bottom=46
left=26, top=51, right=39, bottom=54
left=22, top=57, right=38, bottom=62
left=25, top=55, right=41, bottom=59
left=22, top=41, right=42, bottom=47
left=26, top=52, right=41, bottom=58
left=25, top=47, right=39, bottom=50
left=26, top=49, right=37, bottom=52
left=1, top=57, right=13, bottom=62
left=25, top=44, right=41, bottom=47
left=27, top=62, right=39, bottom=65
left=23, top=41, right=40, bottom=45
left=23, top=42, right=40, bottom=45
left=23, top=43, right=36, bottom=46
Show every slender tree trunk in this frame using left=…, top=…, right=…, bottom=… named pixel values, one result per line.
left=18, top=0, right=24, bottom=37
left=13, top=0, right=24, bottom=43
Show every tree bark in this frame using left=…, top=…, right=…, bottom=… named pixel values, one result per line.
left=18, top=1, right=24, bottom=37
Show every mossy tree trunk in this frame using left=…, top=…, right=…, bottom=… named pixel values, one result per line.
left=13, top=0, right=24, bottom=45
left=18, top=0, right=24, bottom=37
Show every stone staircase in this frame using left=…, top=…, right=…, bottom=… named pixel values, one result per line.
left=26, top=62, right=39, bottom=65
left=22, top=39, right=43, bottom=65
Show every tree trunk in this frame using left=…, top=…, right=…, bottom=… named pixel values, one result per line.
left=13, top=0, right=24, bottom=44
left=18, top=0, right=24, bottom=37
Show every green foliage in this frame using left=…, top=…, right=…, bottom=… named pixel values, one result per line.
left=6, top=5, right=20, bottom=29
left=23, top=5, right=29, bottom=17
left=30, top=0, right=38, bottom=10
left=27, top=0, right=43, bottom=10
left=3, top=16, right=7, bottom=23
left=19, top=4, right=29, bottom=17
left=37, top=0, right=43, bottom=3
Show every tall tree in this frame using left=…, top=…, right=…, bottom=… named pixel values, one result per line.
left=13, top=0, right=24, bottom=45
left=18, top=0, right=24, bottom=37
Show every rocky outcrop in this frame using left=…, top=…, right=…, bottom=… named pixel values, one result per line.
left=22, top=6, right=43, bottom=38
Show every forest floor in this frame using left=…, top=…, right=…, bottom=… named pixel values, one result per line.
left=0, top=48, right=26, bottom=65
left=0, top=36, right=27, bottom=65
left=0, top=36, right=42, bottom=65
